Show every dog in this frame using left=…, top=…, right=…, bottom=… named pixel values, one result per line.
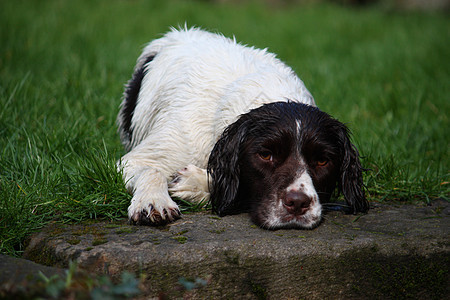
left=117, top=27, right=369, bottom=229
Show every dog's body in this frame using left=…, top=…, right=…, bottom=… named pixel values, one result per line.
left=117, top=28, right=368, bottom=229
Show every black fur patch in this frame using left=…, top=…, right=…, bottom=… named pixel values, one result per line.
left=120, top=54, right=156, bottom=143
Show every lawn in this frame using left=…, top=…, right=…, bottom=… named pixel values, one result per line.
left=1, top=0, right=448, bottom=256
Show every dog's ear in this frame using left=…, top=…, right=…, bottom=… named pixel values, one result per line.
left=207, top=119, right=248, bottom=216
left=338, top=125, right=369, bottom=213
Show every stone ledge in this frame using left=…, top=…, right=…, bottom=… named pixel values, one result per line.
left=23, top=200, right=449, bottom=299
left=0, top=254, right=64, bottom=285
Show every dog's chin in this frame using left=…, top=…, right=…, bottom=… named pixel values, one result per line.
left=251, top=209, right=323, bottom=230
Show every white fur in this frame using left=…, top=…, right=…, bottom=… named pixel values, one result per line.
left=168, top=165, right=210, bottom=203
left=118, top=27, right=315, bottom=223
left=259, top=170, right=322, bottom=229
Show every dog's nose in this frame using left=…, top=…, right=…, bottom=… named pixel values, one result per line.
left=283, top=191, right=312, bottom=215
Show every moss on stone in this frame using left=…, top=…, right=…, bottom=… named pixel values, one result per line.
left=171, top=236, right=187, bottom=244
left=66, top=238, right=81, bottom=245
left=115, top=227, right=136, bottom=234
left=92, top=238, right=107, bottom=246
left=208, top=229, right=225, bottom=234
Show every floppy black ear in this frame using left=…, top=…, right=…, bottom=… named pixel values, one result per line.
left=338, top=126, right=369, bottom=213
left=207, top=119, right=248, bottom=216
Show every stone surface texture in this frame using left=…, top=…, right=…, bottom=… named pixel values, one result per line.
left=16, top=200, right=450, bottom=298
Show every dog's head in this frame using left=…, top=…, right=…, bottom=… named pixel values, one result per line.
left=207, top=102, right=368, bottom=229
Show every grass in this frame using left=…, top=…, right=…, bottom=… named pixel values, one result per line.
left=0, top=0, right=448, bottom=256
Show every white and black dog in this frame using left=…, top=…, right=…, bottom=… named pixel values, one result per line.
left=117, top=27, right=368, bottom=229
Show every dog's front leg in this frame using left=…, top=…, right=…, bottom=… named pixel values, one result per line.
left=120, top=162, right=181, bottom=225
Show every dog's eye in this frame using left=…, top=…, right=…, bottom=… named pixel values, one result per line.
left=259, top=151, right=273, bottom=161
left=317, top=160, right=328, bottom=167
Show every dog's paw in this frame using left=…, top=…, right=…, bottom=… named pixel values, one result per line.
left=128, top=194, right=181, bottom=226
left=168, top=164, right=210, bottom=204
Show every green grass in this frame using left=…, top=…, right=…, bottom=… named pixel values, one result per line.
left=0, top=0, right=448, bottom=256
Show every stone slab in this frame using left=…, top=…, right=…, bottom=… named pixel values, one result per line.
left=23, top=200, right=449, bottom=299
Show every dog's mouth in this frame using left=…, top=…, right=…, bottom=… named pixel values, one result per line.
left=252, top=200, right=323, bottom=230
left=281, top=212, right=322, bottom=229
